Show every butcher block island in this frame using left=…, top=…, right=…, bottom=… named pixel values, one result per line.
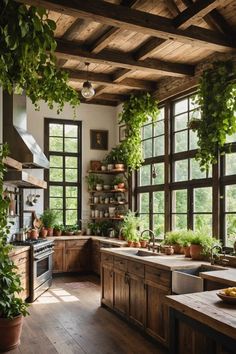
left=100, top=247, right=236, bottom=349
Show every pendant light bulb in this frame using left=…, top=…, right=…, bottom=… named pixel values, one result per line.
left=81, top=63, right=95, bottom=99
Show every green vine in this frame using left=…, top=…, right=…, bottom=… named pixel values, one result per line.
left=118, top=93, right=159, bottom=171
left=0, top=144, right=29, bottom=319
left=0, top=0, right=80, bottom=113
left=193, top=60, right=236, bottom=170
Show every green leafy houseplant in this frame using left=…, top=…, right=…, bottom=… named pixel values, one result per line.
left=40, top=208, right=58, bottom=236
left=118, top=93, right=160, bottom=172
left=0, top=144, right=29, bottom=351
left=121, top=210, right=142, bottom=244
left=0, top=0, right=80, bottom=112
left=85, top=174, right=103, bottom=191
left=192, top=60, right=236, bottom=170
left=190, top=231, right=221, bottom=260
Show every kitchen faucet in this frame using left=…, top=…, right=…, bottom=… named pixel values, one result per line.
left=141, top=229, right=156, bottom=252
left=210, top=245, right=222, bottom=265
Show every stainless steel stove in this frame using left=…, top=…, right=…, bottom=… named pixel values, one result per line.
left=13, top=239, right=54, bottom=302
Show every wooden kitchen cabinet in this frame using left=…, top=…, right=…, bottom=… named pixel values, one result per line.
left=91, top=240, right=100, bottom=275
left=53, top=241, right=65, bottom=273
left=101, top=263, right=114, bottom=308
left=113, top=268, right=129, bottom=316
left=129, top=272, right=145, bottom=327
left=11, top=249, right=30, bottom=301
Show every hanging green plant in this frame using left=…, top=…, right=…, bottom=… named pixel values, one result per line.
left=192, top=60, right=236, bottom=170
left=118, top=92, right=160, bottom=171
left=0, top=0, right=80, bottom=112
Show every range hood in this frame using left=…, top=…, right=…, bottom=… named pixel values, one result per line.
left=3, top=92, right=49, bottom=169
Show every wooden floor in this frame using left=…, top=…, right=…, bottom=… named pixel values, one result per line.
left=7, top=275, right=167, bottom=354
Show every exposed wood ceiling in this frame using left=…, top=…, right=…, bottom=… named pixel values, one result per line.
left=17, top=0, right=236, bottom=106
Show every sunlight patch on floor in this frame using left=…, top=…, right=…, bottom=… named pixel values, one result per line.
left=34, top=287, right=80, bottom=304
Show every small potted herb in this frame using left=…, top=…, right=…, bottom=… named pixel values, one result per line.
left=113, top=176, right=125, bottom=189
left=190, top=232, right=220, bottom=260
left=140, top=233, right=150, bottom=248
left=121, top=211, right=141, bottom=247
left=53, top=224, right=64, bottom=237
left=163, top=230, right=184, bottom=254
left=86, top=175, right=103, bottom=191
left=40, top=209, right=58, bottom=236
left=178, top=230, right=194, bottom=258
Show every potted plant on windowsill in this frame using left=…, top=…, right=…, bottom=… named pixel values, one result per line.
left=0, top=144, right=29, bottom=352
left=121, top=210, right=142, bottom=247
left=140, top=233, right=150, bottom=248
left=190, top=232, right=220, bottom=260
left=53, top=224, right=64, bottom=237
left=163, top=230, right=184, bottom=254
left=178, top=230, right=194, bottom=258
left=40, top=209, right=58, bottom=237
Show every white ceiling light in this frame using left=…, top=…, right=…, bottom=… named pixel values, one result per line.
left=81, top=62, right=95, bottom=99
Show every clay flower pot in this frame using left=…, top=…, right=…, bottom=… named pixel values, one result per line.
left=30, top=229, right=38, bottom=240
left=46, top=227, right=54, bottom=237
left=65, top=231, right=74, bottom=236
left=183, top=246, right=191, bottom=258
left=115, top=163, right=124, bottom=170
left=133, top=241, right=141, bottom=248
left=118, top=182, right=125, bottom=189
left=54, top=230, right=62, bottom=237
left=127, top=240, right=134, bottom=247
left=173, top=244, right=183, bottom=254
left=40, top=227, right=48, bottom=238
left=140, top=240, right=147, bottom=248
left=0, top=315, right=23, bottom=352
left=190, top=244, right=204, bottom=260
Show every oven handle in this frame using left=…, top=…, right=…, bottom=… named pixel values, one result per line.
left=34, top=250, right=54, bottom=261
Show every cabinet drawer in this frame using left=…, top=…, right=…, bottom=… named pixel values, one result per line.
left=145, top=266, right=171, bottom=288
left=128, top=261, right=144, bottom=277
left=13, top=251, right=29, bottom=267
left=53, top=240, right=65, bottom=249
left=65, top=240, right=88, bottom=248
left=101, top=253, right=113, bottom=265
left=114, top=257, right=127, bottom=271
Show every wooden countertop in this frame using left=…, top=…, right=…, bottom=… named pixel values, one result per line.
left=166, top=290, right=236, bottom=340
left=48, top=235, right=127, bottom=247
left=9, top=245, right=30, bottom=256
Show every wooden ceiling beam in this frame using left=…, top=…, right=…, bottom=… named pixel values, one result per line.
left=16, top=0, right=235, bottom=51
left=66, top=69, right=156, bottom=90
left=56, top=39, right=195, bottom=77
left=174, top=0, right=232, bottom=30
left=165, top=0, right=181, bottom=16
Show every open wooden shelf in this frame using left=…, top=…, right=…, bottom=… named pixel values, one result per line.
left=88, top=169, right=126, bottom=174
left=89, top=189, right=127, bottom=193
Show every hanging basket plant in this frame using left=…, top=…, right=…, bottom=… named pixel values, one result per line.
left=193, top=60, right=236, bottom=171
left=118, top=92, right=160, bottom=172
left=0, top=0, right=80, bottom=112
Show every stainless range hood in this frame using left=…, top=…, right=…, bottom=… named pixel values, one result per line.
left=3, top=92, right=49, bottom=169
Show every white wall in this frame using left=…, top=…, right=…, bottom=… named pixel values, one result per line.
left=26, top=99, right=118, bottom=221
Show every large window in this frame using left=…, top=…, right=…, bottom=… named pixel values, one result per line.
left=45, top=119, right=82, bottom=226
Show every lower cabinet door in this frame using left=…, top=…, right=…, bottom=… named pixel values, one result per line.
left=101, top=264, right=114, bottom=308
left=145, top=281, right=171, bottom=345
left=129, top=274, right=145, bottom=327
left=53, top=247, right=65, bottom=273
left=113, top=269, right=129, bottom=316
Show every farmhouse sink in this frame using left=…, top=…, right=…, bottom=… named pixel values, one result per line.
left=118, top=248, right=165, bottom=257
left=172, top=264, right=226, bottom=294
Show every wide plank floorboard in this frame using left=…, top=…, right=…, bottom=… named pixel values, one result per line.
left=5, top=275, right=166, bottom=354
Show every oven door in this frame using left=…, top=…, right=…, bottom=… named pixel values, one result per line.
left=33, top=250, right=53, bottom=289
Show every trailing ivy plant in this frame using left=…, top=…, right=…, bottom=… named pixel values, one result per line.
left=193, top=60, right=236, bottom=170
left=118, top=93, right=159, bottom=171
left=0, top=144, right=29, bottom=319
left=0, top=0, right=80, bottom=113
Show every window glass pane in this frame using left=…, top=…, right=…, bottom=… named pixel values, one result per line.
left=159, top=107, right=165, bottom=120
left=56, top=211, right=63, bottom=224
left=175, top=113, right=188, bottom=131
left=65, top=125, right=78, bottom=138
left=49, top=137, right=63, bottom=152
left=154, top=136, right=164, bottom=156
left=154, top=120, right=164, bottom=136
left=172, top=190, right=187, bottom=213
left=65, top=138, right=77, bottom=153
left=191, top=158, right=206, bottom=179
left=139, top=214, right=149, bottom=230
left=143, top=124, right=152, bottom=139
left=174, top=131, right=187, bottom=153
left=139, top=165, right=150, bottom=186
left=140, top=193, right=149, bottom=213
left=65, top=156, right=78, bottom=169
left=153, top=214, right=164, bottom=237
left=189, top=109, right=201, bottom=120
left=50, top=155, right=63, bottom=168
left=172, top=214, right=187, bottom=230
left=226, top=185, right=236, bottom=212
left=189, top=130, right=198, bottom=150
left=66, top=198, right=77, bottom=209
left=49, top=124, right=63, bottom=137
left=226, top=133, right=236, bottom=143
left=194, top=214, right=212, bottom=235
left=194, top=187, right=212, bottom=213
left=225, top=153, right=236, bottom=175
left=152, top=163, right=164, bottom=185
left=50, top=197, right=63, bottom=209
left=50, top=186, right=63, bottom=198
left=174, top=159, right=188, bottom=182
left=65, top=168, right=77, bottom=182
left=50, top=168, right=63, bottom=182
left=189, top=95, right=199, bottom=110
left=66, top=210, right=77, bottom=225
left=66, top=186, right=77, bottom=198
left=153, top=191, right=164, bottom=213
left=225, top=214, right=236, bottom=247
left=174, top=98, right=188, bottom=115
left=143, top=139, right=152, bottom=159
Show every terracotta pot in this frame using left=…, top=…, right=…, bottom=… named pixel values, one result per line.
left=133, top=241, right=141, bottom=248
left=173, top=244, right=183, bottom=254
left=183, top=246, right=191, bottom=258
left=190, top=244, right=204, bottom=260
left=30, top=229, right=38, bottom=240
left=40, top=227, right=48, bottom=239
left=0, top=315, right=23, bottom=352
left=164, top=246, right=174, bottom=255
left=115, top=163, right=124, bottom=170
left=140, top=240, right=147, bottom=248
left=118, top=182, right=125, bottom=189
left=127, top=241, right=133, bottom=247
left=54, top=230, right=62, bottom=237
left=65, top=231, right=74, bottom=236
left=46, top=227, right=54, bottom=237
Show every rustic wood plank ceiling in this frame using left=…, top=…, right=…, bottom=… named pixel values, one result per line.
left=17, top=0, right=236, bottom=106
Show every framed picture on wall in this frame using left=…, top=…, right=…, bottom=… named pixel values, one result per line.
left=90, top=130, right=108, bottom=150
left=119, top=124, right=128, bottom=142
